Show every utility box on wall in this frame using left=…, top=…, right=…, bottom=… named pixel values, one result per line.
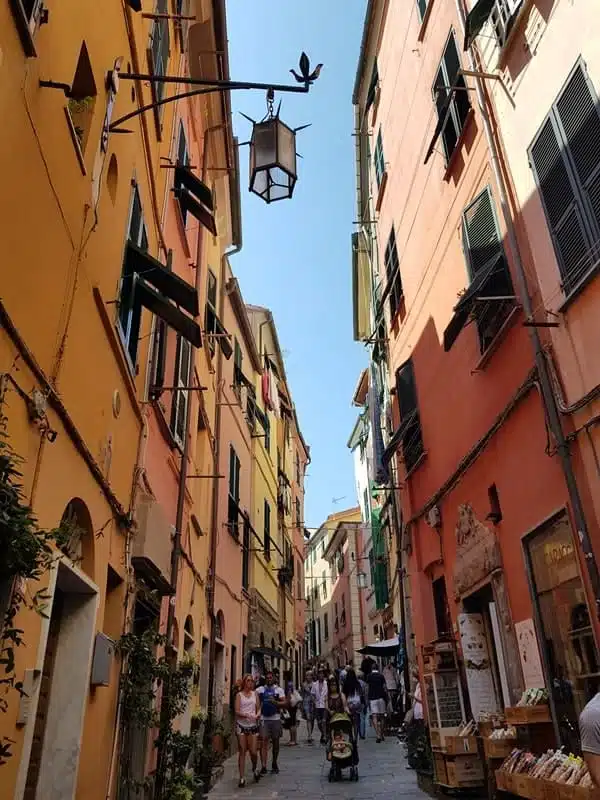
left=91, top=632, right=115, bottom=687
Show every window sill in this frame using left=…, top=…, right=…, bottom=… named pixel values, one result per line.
left=472, top=304, right=521, bottom=372
left=92, top=287, right=142, bottom=423
left=557, top=257, right=600, bottom=314
left=417, top=0, right=435, bottom=42
left=443, top=109, right=475, bottom=182
left=64, top=107, right=87, bottom=176
left=375, top=170, right=388, bottom=211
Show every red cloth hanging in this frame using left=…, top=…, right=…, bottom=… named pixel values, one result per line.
left=262, top=370, right=272, bottom=409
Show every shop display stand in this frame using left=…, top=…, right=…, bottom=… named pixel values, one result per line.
left=423, top=639, right=485, bottom=793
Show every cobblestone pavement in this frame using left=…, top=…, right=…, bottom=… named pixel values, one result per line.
left=209, top=722, right=430, bottom=799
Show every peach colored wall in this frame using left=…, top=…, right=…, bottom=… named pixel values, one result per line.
left=473, top=0, right=600, bottom=555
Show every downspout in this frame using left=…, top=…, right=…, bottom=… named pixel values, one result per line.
left=454, top=0, right=600, bottom=612
left=389, top=465, right=410, bottom=715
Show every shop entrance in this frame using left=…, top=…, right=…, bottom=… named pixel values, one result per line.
left=460, top=582, right=510, bottom=718
left=525, top=512, right=600, bottom=753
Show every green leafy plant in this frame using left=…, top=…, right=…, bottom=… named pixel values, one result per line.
left=0, top=378, right=77, bottom=765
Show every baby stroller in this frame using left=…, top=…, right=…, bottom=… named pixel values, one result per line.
left=327, top=713, right=359, bottom=782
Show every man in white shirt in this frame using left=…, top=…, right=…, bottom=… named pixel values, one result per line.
left=257, top=671, right=286, bottom=774
left=311, top=667, right=329, bottom=744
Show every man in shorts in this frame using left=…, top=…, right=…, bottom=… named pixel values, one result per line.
left=366, top=663, right=389, bottom=743
left=257, top=671, right=286, bottom=774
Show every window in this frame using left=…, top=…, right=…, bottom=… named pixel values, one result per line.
left=529, top=61, right=600, bottom=295
left=149, top=0, right=170, bottom=120
left=228, top=445, right=241, bottom=538
left=175, top=0, right=191, bottom=53
left=462, top=187, right=515, bottom=351
left=263, top=499, right=271, bottom=560
left=490, top=0, right=522, bottom=47
left=295, top=497, right=301, bottom=528
left=417, top=0, right=429, bottom=21
left=426, top=32, right=471, bottom=164
left=324, top=612, right=329, bottom=640
left=384, top=228, right=403, bottom=320
left=334, top=602, right=339, bottom=630
left=296, top=452, right=301, bottom=484
left=175, top=121, right=190, bottom=223
left=66, top=43, right=97, bottom=156
left=233, top=338, right=243, bottom=396
left=9, top=0, right=43, bottom=56
left=205, top=270, right=218, bottom=356
left=374, top=129, right=386, bottom=189
left=365, top=60, right=379, bottom=114
left=321, top=571, right=327, bottom=600
left=119, top=186, right=149, bottom=357
left=395, top=359, right=424, bottom=472
left=369, top=549, right=375, bottom=586
left=170, top=335, right=191, bottom=446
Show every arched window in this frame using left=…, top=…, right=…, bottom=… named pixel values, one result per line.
left=67, top=42, right=97, bottom=155
left=59, top=498, right=94, bottom=575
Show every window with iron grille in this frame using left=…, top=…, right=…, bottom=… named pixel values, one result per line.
left=263, top=499, right=271, bottom=560
left=417, top=0, right=429, bottom=22
left=205, top=270, right=218, bottom=356
left=462, top=187, right=514, bottom=351
left=228, top=445, right=241, bottom=538
left=384, top=228, right=403, bottom=320
left=374, top=129, right=386, bottom=189
left=432, top=31, right=470, bottom=163
left=529, top=60, right=600, bottom=295
left=490, top=0, right=522, bottom=47
left=149, top=0, right=170, bottom=118
left=170, top=335, right=191, bottom=446
left=395, top=359, right=424, bottom=472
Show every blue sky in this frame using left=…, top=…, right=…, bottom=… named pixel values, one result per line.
left=226, top=1, right=368, bottom=529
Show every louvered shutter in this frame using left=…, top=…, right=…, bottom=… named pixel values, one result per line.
left=555, top=64, right=600, bottom=240
left=171, top=335, right=190, bottom=445
left=463, top=188, right=503, bottom=274
left=417, top=0, right=428, bottom=21
left=529, top=114, right=591, bottom=290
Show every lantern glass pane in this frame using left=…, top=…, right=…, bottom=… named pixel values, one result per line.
left=252, top=122, right=277, bottom=168
left=276, top=121, right=297, bottom=176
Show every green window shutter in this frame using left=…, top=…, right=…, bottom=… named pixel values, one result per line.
left=417, top=0, right=428, bottom=21
left=462, top=187, right=503, bottom=275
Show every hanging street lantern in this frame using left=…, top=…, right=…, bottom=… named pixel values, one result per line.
left=357, top=571, right=368, bottom=590
left=242, top=87, right=312, bottom=204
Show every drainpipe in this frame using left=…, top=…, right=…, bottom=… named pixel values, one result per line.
left=389, top=464, right=410, bottom=715
left=454, top=0, right=600, bottom=613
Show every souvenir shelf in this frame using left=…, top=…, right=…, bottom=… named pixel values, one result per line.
left=423, top=639, right=484, bottom=790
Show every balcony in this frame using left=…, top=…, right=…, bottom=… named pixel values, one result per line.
left=131, top=494, right=173, bottom=594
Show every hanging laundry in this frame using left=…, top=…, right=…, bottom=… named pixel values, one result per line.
left=262, top=370, right=271, bottom=409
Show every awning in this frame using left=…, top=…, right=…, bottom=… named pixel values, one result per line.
left=464, top=0, right=496, bottom=50
left=352, top=232, right=372, bottom=342
left=442, top=252, right=505, bottom=352
left=357, top=636, right=399, bottom=656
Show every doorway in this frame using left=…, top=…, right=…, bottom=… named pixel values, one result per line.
left=20, top=562, right=98, bottom=800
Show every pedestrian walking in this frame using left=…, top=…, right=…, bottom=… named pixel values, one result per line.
left=366, top=663, right=389, bottom=743
left=326, top=674, right=348, bottom=716
left=342, top=668, right=366, bottom=742
left=283, top=670, right=301, bottom=747
left=311, top=667, right=329, bottom=744
left=257, top=671, right=286, bottom=774
left=234, top=675, right=261, bottom=788
left=301, top=669, right=316, bottom=743
left=357, top=671, right=368, bottom=739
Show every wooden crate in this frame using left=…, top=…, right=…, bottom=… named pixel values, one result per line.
left=484, top=737, right=517, bottom=759
left=445, top=735, right=478, bottom=755
left=434, top=752, right=448, bottom=785
left=446, top=755, right=485, bottom=787
left=556, top=786, right=600, bottom=800
left=543, top=780, right=562, bottom=800
left=513, top=775, right=546, bottom=800
left=430, top=729, right=442, bottom=750
left=505, top=705, right=551, bottom=725
left=495, top=769, right=508, bottom=792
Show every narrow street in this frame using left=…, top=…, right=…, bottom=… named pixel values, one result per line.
left=210, top=724, right=428, bottom=800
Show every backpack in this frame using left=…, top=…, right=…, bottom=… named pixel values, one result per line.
left=347, top=690, right=362, bottom=712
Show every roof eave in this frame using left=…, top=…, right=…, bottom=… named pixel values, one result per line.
left=352, top=0, right=377, bottom=105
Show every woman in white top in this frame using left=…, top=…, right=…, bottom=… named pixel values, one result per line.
left=234, top=674, right=261, bottom=787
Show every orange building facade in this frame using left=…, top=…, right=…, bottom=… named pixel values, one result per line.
left=352, top=0, right=600, bottom=766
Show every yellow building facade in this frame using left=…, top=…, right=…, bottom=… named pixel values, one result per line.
left=0, top=0, right=238, bottom=797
